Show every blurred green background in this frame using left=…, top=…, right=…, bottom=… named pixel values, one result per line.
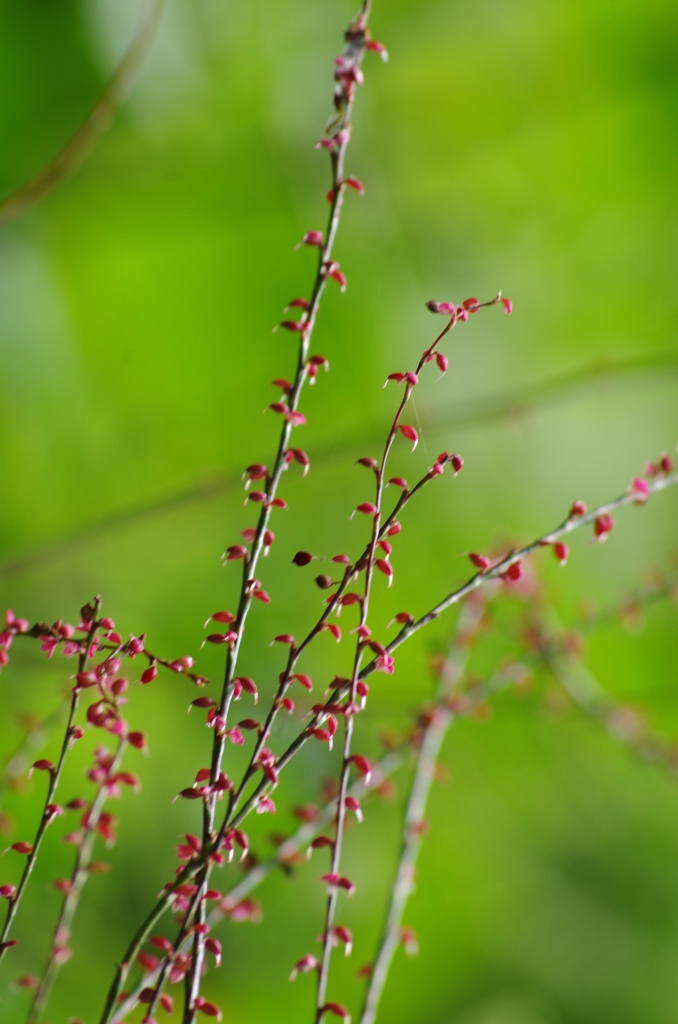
left=1, top=0, right=677, bottom=1022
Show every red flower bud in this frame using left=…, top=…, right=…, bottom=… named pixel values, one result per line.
left=296, top=230, right=323, bottom=249
left=594, top=514, right=615, bottom=540
left=469, top=553, right=491, bottom=572
left=397, top=424, right=418, bottom=451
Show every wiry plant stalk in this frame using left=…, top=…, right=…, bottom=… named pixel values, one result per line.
left=0, top=598, right=101, bottom=960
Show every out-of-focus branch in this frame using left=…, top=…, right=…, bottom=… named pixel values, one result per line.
left=0, top=0, right=165, bottom=228
left=1, top=351, right=676, bottom=580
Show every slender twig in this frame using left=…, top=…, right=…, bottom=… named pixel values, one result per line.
left=0, top=0, right=165, bottom=227
left=28, top=734, right=127, bottom=1023
left=223, top=469, right=678, bottom=832
left=358, top=600, right=486, bottom=1024
left=0, top=598, right=101, bottom=959
left=97, top=7, right=378, bottom=1022
left=2, top=351, right=675, bottom=582
left=375, top=471, right=678, bottom=666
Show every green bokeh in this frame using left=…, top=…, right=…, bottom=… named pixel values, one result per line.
left=0, top=1, right=677, bottom=1023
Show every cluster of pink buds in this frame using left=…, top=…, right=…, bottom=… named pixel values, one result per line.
left=0, top=609, right=29, bottom=669
left=644, top=451, right=674, bottom=477
left=426, top=292, right=513, bottom=320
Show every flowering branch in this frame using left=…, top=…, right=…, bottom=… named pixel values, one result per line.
left=220, top=466, right=678, bottom=837
left=0, top=598, right=101, bottom=960
left=28, top=734, right=129, bottom=1024
left=2, top=351, right=674, bottom=582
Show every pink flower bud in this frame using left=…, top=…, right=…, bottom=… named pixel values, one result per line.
left=357, top=456, right=379, bottom=471
left=320, top=874, right=355, bottom=895
left=388, top=612, right=414, bottom=628
left=630, top=476, right=649, bottom=499
left=342, top=176, right=364, bottom=194
left=206, top=632, right=238, bottom=645
left=334, top=926, right=353, bottom=955
left=321, top=1003, right=351, bottom=1021
left=349, top=755, right=372, bottom=783
left=127, top=634, right=145, bottom=656
left=272, top=634, right=295, bottom=646
left=501, top=297, right=513, bottom=314
left=376, top=652, right=395, bottom=674
left=44, top=803, right=63, bottom=824
left=243, top=464, right=268, bottom=489
left=9, top=842, right=33, bottom=855
left=296, top=230, right=324, bottom=249
left=193, top=997, right=222, bottom=1020
left=287, top=448, right=310, bottom=474
left=352, top=502, right=379, bottom=517
left=235, top=677, right=258, bottom=703
left=290, top=954, right=320, bottom=981
left=292, top=551, right=314, bottom=566
left=224, top=545, right=249, bottom=561
left=450, top=453, right=464, bottom=474
left=388, top=476, right=408, bottom=490
left=256, top=795, right=276, bottom=815
left=553, top=542, right=569, bottom=565
left=569, top=500, right=586, bottom=518
left=436, top=351, right=449, bottom=374
left=211, top=610, right=236, bottom=625
left=290, top=673, right=312, bottom=691
left=0, top=884, right=16, bottom=899
left=399, top=927, right=419, bottom=956
left=462, top=297, right=480, bottom=313
left=659, top=452, right=674, bottom=473
left=171, top=656, right=194, bottom=673
left=594, top=514, right=615, bottom=540
left=366, top=39, right=389, bottom=61
left=128, top=731, right=146, bottom=750
left=469, top=553, right=491, bottom=572
left=397, top=424, right=418, bottom=450
left=426, top=300, right=456, bottom=315
left=345, top=796, right=363, bottom=822
left=326, top=263, right=347, bottom=290
left=278, top=321, right=306, bottom=334
left=502, top=560, right=523, bottom=582
left=375, top=559, right=393, bottom=586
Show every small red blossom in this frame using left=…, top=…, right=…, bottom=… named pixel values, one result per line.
left=290, top=954, right=320, bottom=981
left=320, top=873, right=355, bottom=895
left=594, top=514, right=615, bottom=541
left=397, top=424, right=418, bottom=451
left=349, top=755, right=372, bottom=783
left=502, top=560, right=523, bottom=582
left=352, top=502, right=378, bottom=518
left=296, top=230, right=324, bottom=249
left=425, top=300, right=456, bottom=316
left=630, top=476, right=650, bottom=500
left=320, top=1002, right=351, bottom=1021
